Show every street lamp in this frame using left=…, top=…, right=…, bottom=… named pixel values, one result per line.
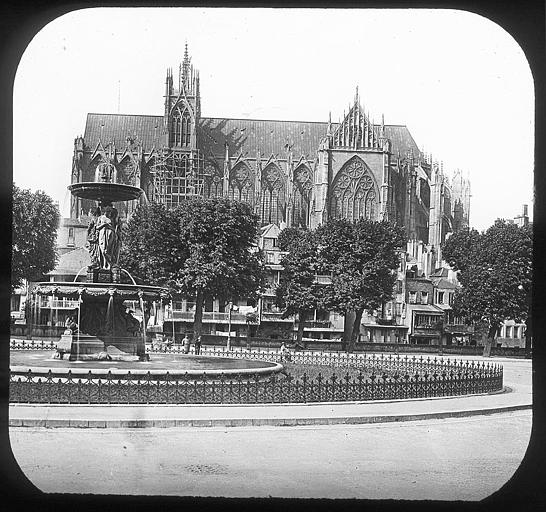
left=227, top=301, right=233, bottom=351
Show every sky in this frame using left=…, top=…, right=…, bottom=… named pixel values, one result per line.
left=13, top=7, right=534, bottom=231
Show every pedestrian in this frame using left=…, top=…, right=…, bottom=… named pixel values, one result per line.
left=182, top=334, right=190, bottom=354
left=195, top=335, right=202, bottom=355
left=280, top=342, right=291, bottom=362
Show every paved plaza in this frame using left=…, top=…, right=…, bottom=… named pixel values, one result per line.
left=9, top=411, right=531, bottom=500
left=8, top=355, right=533, bottom=500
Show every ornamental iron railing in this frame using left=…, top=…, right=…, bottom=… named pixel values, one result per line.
left=9, top=366, right=503, bottom=405
left=9, top=340, right=503, bottom=404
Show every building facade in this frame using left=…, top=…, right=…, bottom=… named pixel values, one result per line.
left=62, top=46, right=472, bottom=343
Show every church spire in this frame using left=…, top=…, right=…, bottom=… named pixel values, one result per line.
left=180, top=41, right=192, bottom=92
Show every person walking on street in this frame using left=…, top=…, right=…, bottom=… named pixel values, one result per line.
left=280, top=342, right=291, bottom=362
left=195, top=335, right=202, bottom=355
left=182, top=334, right=190, bottom=354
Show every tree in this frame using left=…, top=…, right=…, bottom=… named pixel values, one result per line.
left=12, top=185, right=60, bottom=290
left=316, top=219, right=406, bottom=352
left=176, top=198, right=264, bottom=338
left=121, top=201, right=187, bottom=286
left=442, top=220, right=532, bottom=355
left=276, top=227, right=324, bottom=347
left=121, top=198, right=265, bottom=339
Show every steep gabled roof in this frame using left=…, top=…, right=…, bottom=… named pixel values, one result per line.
left=82, top=113, right=422, bottom=163
left=199, top=117, right=328, bottom=160
left=383, top=125, right=421, bottom=160
left=261, top=223, right=282, bottom=239
left=84, top=113, right=164, bottom=151
left=431, top=277, right=459, bottom=290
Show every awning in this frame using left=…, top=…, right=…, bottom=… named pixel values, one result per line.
left=362, top=323, right=409, bottom=330
left=408, top=304, right=444, bottom=314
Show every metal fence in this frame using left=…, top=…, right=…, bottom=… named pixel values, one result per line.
left=9, top=366, right=503, bottom=405
left=9, top=340, right=503, bottom=404
left=148, top=344, right=502, bottom=376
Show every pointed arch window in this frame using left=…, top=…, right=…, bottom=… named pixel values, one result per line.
left=204, top=164, right=223, bottom=198
left=261, top=164, right=285, bottom=226
left=292, top=164, right=312, bottom=227
left=331, top=157, right=377, bottom=221
left=228, top=163, right=253, bottom=203
left=171, top=106, right=192, bottom=147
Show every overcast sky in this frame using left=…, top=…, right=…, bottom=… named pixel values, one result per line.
left=13, top=7, right=534, bottom=231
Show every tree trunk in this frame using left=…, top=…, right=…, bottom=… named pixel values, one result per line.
left=482, top=321, right=498, bottom=357
left=193, top=289, right=204, bottom=339
left=297, top=309, right=307, bottom=348
left=348, top=308, right=364, bottom=353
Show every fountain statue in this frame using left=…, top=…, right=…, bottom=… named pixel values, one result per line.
left=31, top=162, right=169, bottom=361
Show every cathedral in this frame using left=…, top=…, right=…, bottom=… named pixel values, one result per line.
left=65, top=46, right=473, bottom=343
left=71, top=46, right=470, bottom=268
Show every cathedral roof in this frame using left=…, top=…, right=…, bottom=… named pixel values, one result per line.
left=84, top=113, right=164, bottom=151
left=83, top=113, right=421, bottom=161
left=199, top=118, right=328, bottom=160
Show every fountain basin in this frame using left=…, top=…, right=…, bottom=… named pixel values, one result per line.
left=10, top=350, right=284, bottom=380
left=68, top=182, right=142, bottom=203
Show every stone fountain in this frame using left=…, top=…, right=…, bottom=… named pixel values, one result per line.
left=31, top=162, right=169, bottom=361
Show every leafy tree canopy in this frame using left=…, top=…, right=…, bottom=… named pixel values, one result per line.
left=174, top=198, right=265, bottom=301
left=442, top=220, right=532, bottom=331
left=12, top=185, right=60, bottom=290
left=316, top=219, right=407, bottom=314
left=121, top=201, right=185, bottom=287
left=276, top=227, right=324, bottom=316
left=276, top=219, right=406, bottom=350
left=276, top=227, right=327, bottom=345
left=121, top=198, right=265, bottom=337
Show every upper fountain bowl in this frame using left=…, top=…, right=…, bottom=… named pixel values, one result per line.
left=68, top=182, right=143, bottom=204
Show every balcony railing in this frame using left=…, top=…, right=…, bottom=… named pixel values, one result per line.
left=295, top=320, right=332, bottom=329
left=165, top=311, right=248, bottom=323
left=261, top=312, right=292, bottom=322
left=39, top=298, right=80, bottom=309
left=414, top=324, right=443, bottom=333
left=444, top=324, right=474, bottom=334
left=376, top=318, right=395, bottom=326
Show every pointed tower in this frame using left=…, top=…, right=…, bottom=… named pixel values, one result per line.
left=153, top=44, right=205, bottom=205
left=163, top=42, right=200, bottom=150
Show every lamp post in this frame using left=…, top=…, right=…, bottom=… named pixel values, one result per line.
left=227, top=301, right=233, bottom=351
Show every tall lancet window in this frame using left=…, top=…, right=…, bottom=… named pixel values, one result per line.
left=171, top=106, right=192, bottom=146
left=228, top=163, right=253, bottom=203
left=204, top=164, right=223, bottom=198
left=182, top=110, right=191, bottom=145
left=331, top=157, right=377, bottom=221
left=261, top=164, right=285, bottom=226
left=293, top=164, right=312, bottom=228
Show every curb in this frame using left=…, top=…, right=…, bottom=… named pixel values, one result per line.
left=9, top=403, right=531, bottom=428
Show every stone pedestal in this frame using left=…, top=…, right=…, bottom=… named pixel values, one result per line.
left=68, top=334, right=106, bottom=361
left=112, top=266, right=121, bottom=284
left=56, top=332, right=74, bottom=359
left=96, top=269, right=113, bottom=283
